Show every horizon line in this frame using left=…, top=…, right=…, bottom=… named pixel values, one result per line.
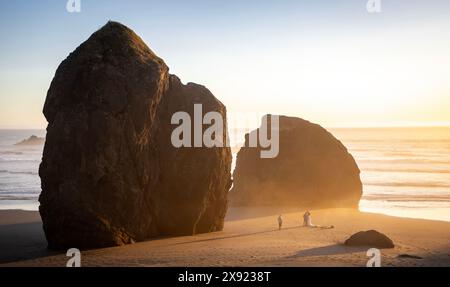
left=2, top=124, right=450, bottom=131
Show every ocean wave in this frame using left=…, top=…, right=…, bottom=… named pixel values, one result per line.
left=358, top=158, right=450, bottom=165
left=363, top=194, right=450, bottom=202
left=362, top=167, right=450, bottom=174
left=0, top=189, right=40, bottom=194
left=0, top=151, right=23, bottom=155
left=0, top=195, right=39, bottom=201
left=0, top=159, right=41, bottom=163
left=364, top=181, right=450, bottom=188
left=0, top=170, right=38, bottom=175
left=342, top=139, right=450, bottom=144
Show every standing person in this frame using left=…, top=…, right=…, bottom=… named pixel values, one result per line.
left=278, top=215, right=283, bottom=230
left=303, top=211, right=312, bottom=227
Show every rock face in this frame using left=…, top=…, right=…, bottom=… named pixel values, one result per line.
left=39, top=21, right=232, bottom=249
left=15, top=135, right=45, bottom=146
left=345, top=230, right=395, bottom=248
left=230, top=116, right=362, bottom=207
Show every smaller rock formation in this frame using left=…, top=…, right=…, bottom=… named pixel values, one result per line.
left=15, top=135, right=45, bottom=146
left=230, top=116, right=362, bottom=208
left=344, top=230, right=395, bottom=248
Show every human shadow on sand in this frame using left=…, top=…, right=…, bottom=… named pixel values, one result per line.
left=172, top=226, right=311, bottom=246
left=287, top=244, right=368, bottom=258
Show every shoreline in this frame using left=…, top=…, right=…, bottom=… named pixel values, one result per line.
left=1, top=207, right=449, bottom=267
left=3, top=201, right=450, bottom=223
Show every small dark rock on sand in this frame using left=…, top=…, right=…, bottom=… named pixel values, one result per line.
left=344, top=230, right=395, bottom=249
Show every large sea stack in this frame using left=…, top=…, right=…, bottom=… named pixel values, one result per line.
left=230, top=116, right=362, bottom=208
left=39, top=21, right=232, bottom=249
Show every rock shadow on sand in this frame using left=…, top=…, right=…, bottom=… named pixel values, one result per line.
left=0, top=222, right=60, bottom=264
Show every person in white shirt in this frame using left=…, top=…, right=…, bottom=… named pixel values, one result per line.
left=303, top=211, right=334, bottom=229
left=303, top=211, right=314, bottom=227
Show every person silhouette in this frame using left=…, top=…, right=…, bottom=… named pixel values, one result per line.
left=303, top=211, right=312, bottom=227
left=278, top=215, right=283, bottom=230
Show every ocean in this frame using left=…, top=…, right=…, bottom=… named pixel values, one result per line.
left=0, top=130, right=45, bottom=211
left=1, top=127, right=449, bottom=222
left=332, top=127, right=450, bottom=222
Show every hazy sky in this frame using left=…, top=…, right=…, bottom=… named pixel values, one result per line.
left=1, top=0, right=450, bottom=129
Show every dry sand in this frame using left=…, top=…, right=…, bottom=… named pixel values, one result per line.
left=1, top=207, right=450, bottom=267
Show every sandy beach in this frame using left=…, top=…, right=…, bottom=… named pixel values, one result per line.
left=1, top=207, right=449, bottom=267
